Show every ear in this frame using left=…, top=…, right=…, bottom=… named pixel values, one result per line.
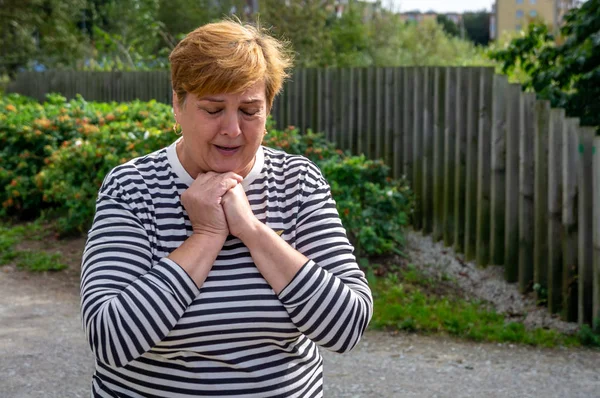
left=172, top=91, right=181, bottom=120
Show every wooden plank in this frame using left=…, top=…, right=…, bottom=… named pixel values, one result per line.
left=315, top=69, right=323, bottom=133
left=403, top=67, right=414, bottom=182
left=349, top=68, right=358, bottom=153
left=393, top=68, right=404, bottom=179
left=504, top=83, right=522, bottom=282
left=300, top=68, right=308, bottom=133
left=413, top=67, right=424, bottom=230
left=518, top=92, right=536, bottom=293
left=356, top=68, right=366, bottom=155
left=335, top=68, right=344, bottom=148
left=453, top=67, right=469, bottom=253
left=561, top=117, right=580, bottom=322
left=432, top=67, right=447, bottom=242
left=422, top=67, right=435, bottom=234
left=490, top=74, right=509, bottom=265
left=548, top=108, right=565, bottom=314
left=368, top=67, right=378, bottom=158
left=443, top=67, right=457, bottom=246
left=374, top=67, right=384, bottom=159
left=476, top=68, right=494, bottom=266
left=464, top=68, right=481, bottom=261
left=593, top=136, right=600, bottom=324
left=322, top=70, right=332, bottom=140
left=578, top=127, right=595, bottom=325
left=534, top=100, right=551, bottom=302
left=384, top=67, right=394, bottom=167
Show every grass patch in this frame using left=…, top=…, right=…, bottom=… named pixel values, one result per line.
left=368, top=265, right=583, bottom=348
left=0, top=222, right=67, bottom=272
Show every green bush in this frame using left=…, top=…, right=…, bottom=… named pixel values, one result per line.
left=1, top=93, right=413, bottom=255
left=0, top=93, right=177, bottom=231
left=265, top=126, right=414, bottom=257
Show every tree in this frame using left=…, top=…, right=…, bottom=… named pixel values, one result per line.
left=489, top=0, right=600, bottom=132
left=462, top=10, right=490, bottom=46
left=328, top=2, right=371, bottom=67
left=436, top=14, right=461, bottom=37
left=259, top=0, right=336, bottom=67
left=0, top=0, right=88, bottom=76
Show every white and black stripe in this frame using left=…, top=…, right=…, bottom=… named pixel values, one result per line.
left=81, top=141, right=373, bottom=397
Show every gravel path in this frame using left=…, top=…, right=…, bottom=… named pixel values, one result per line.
left=1, top=261, right=600, bottom=397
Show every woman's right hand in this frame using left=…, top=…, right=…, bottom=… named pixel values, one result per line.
left=181, top=171, right=243, bottom=238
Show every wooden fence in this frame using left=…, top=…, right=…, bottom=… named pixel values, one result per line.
left=7, top=69, right=600, bottom=325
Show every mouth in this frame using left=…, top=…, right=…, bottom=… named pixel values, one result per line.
left=214, top=144, right=241, bottom=156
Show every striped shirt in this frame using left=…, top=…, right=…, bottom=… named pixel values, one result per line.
left=80, top=140, right=373, bottom=397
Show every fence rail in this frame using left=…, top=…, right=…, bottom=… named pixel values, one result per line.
left=7, top=68, right=600, bottom=325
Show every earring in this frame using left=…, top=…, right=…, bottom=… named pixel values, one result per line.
left=264, top=128, right=268, bottom=135
left=173, top=122, right=182, bottom=135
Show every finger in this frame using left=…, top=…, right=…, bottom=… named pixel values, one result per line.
left=215, top=176, right=241, bottom=197
left=220, top=172, right=243, bottom=183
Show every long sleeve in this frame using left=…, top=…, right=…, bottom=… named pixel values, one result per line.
left=277, top=164, right=373, bottom=353
left=80, top=170, right=200, bottom=368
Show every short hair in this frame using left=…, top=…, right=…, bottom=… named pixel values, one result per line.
left=169, top=19, right=293, bottom=110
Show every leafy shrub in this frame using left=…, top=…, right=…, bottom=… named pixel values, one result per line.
left=0, top=93, right=177, bottom=231
left=265, top=126, right=414, bottom=257
left=1, top=93, right=413, bottom=255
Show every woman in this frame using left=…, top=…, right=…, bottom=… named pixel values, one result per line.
left=80, top=19, right=372, bottom=397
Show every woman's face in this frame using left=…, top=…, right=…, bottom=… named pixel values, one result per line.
left=173, top=80, right=267, bottom=178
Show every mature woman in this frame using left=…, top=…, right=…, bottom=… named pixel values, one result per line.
left=80, top=19, right=372, bottom=397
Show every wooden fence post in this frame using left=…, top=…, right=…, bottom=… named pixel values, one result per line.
left=422, top=67, right=435, bottom=234
left=392, top=68, right=404, bottom=179
left=476, top=68, right=494, bottom=266
left=403, top=67, right=414, bottom=182
left=384, top=68, right=394, bottom=168
left=594, top=135, right=600, bottom=324
left=505, top=83, right=522, bottom=282
left=413, top=68, right=424, bottom=230
left=518, top=92, right=536, bottom=293
left=374, top=68, right=384, bottom=159
left=490, top=74, right=509, bottom=265
left=356, top=68, right=366, bottom=156
left=578, top=127, right=596, bottom=325
left=367, top=67, right=377, bottom=158
left=548, top=108, right=565, bottom=314
left=464, top=68, right=481, bottom=261
left=534, top=100, right=551, bottom=302
left=432, top=68, right=447, bottom=242
left=454, top=67, right=469, bottom=253
left=443, top=67, right=457, bottom=247
left=562, top=118, right=580, bottom=322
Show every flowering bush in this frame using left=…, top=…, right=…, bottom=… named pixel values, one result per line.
left=1, top=93, right=413, bottom=255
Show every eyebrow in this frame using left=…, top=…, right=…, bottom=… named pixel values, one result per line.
left=199, top=97, right=263, bottom=104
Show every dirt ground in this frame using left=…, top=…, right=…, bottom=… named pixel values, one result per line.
left=1, top=235, right=599, bottom=397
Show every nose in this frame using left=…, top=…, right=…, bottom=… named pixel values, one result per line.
left=219, top=110, right=242, bottom=138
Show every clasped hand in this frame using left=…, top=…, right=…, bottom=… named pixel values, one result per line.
left=180, top=171, right=258, bottom=240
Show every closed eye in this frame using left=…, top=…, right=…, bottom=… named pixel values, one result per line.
left=241, top=109, right=259, bottom=116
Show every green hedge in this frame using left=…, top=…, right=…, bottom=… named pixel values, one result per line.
left=1, top=93, right=413, bottom=256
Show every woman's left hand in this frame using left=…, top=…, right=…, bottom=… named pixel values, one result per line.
left=221, top=183, right=259, bottom=241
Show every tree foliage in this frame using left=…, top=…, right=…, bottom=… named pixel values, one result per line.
left=462, top=10, right=491, bottom=46
left=0, top=0, right=88, bottom=76
left=489, top=0, right=600, bottom=132
left=436, top=14, right=461, bottom=37
left=1, top=0, right=493, bottom=75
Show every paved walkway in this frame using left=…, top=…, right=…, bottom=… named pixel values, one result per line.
left=1, top=268, right=599, bottom=398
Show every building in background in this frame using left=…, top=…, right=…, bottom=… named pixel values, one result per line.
left=492, top=0, right=582, bottom=39
left=398, top=10, right=438, bottom=23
